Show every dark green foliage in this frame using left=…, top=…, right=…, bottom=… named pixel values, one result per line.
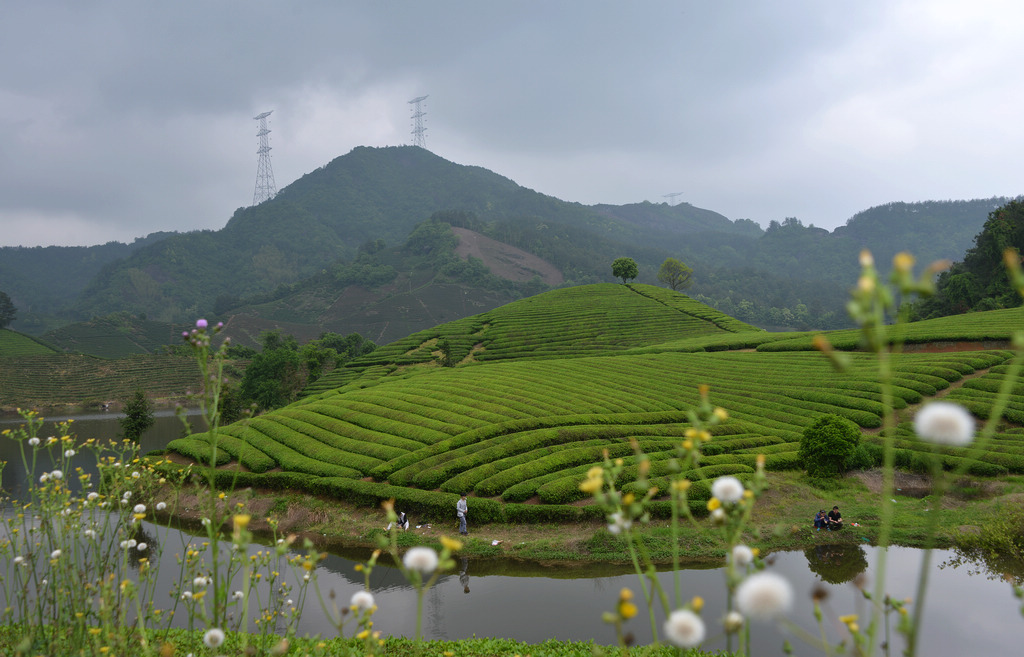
left=119, top=389, right=155, bottom=442
left=916, top=198, right=1024, bottom=318
left=241, top=348, right=303, bottom=411
left=799, top=414, right=862, bottom=477
left=0, top=291, right=16, bottom=329
left=611, top=257, right=638, bottom=283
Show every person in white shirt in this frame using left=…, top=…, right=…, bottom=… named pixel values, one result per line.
left=457, top=494, right=469, bottom=536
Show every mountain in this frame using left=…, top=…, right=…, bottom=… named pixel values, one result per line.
left=70, top=146, right=752, bottom=323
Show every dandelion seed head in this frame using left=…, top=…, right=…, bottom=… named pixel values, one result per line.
left=50, top=549, right=61, bottom=559
left=736, top=572, right=793, bottom=621
left=731, top=544, right=755, bottom=567
left=914, top=402, right=975, bottom=446
left=28, top=437, right=40, bottom=446
left=351, top=590, right=375, bottom=611
left=664, top=609, right=706, bottom=647
left=136, top=542, right=147, bottom=552
left=203, top=628, right=225, bottom=648
left=402, top=546, right=439, bottom=574
left=133, top=504, right=146, bottom=514
left=711, top=476, right=744, bottom=504
left=64, top=449, right=76, bottom=458
left=156, top=502, right=167, bottom=511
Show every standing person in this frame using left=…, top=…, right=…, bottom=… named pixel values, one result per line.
left=457, top=493, right=469, bottom=536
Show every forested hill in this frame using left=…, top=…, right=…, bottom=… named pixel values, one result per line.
left=2, top=143, right=1016, bottom=336
left=68, top=146, right=751, bottom=323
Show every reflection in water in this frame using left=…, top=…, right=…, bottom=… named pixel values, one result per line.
left=3, top=413, right=1022, bottom=655
left=804, top=543, right=869, bottom=585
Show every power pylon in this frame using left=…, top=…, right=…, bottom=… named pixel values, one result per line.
left=408, top=96, right=428, bottom=148
left=252, top=111, right=277, bottom=205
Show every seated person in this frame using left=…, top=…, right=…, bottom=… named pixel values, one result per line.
left=814, top=510, right=828, bottom=530
left=827, top=506, right=844, bottom=530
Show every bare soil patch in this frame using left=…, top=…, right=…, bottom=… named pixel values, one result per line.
left=452, top=227, right=563, bottom=286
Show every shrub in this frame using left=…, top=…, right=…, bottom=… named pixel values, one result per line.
left=799, top=414, right=862, bottom=477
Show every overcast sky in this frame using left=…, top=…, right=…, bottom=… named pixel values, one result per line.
left=2, top=1, right=1022, bottom=247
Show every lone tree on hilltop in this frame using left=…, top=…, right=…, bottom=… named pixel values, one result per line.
left=611, top=257, right=638, bottom=284
left=0, top=291, right=16, bottom=329
left=657, top=257, right=694, bottom=291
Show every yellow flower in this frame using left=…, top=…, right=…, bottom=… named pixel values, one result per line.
left=233, top=514, right=251, bottom=530
left=859, top=249, right=874, bottom=267
left=691, top=595, right=704, bottom=612
left=893, top=251, right=915, bottom=273
left=440, top=536, right=464, bottom=552
left=685, top=428, right=698, bottom=439
left=619, top=587, right=633, bottom=601
left=672, top=479, right=692, bottom=492
left=618, top=601, right=638, bottom=619
left=682, top=439, right=693, bottom=450
left=707, top=497, right=722, bottom=511
left=356, top=629, right=371, bottom=640
left=622, top=492, right=635, bottom=506
left=713, top=407, right=728, bottom=421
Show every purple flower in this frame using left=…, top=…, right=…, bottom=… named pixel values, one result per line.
left=196, top=319, right=208, bottom=329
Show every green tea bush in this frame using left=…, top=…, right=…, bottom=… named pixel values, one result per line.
left=799, top=414, right=862, bottom=477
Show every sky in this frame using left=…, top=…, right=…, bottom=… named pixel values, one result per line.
left=2, top=1, right=1023, bottom=247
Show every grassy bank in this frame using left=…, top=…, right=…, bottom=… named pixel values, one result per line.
left=155, top=468, right=1024, bottom=567
left=0, top=626, right=724, bottom=657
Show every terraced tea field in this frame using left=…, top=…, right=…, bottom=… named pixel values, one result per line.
left=0, top=329, right=57, bottom=357
left=167, top=284, right=1024, bottom=523
left=0, top=354, right=202, bottom=408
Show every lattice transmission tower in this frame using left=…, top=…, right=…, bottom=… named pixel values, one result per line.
left=408, top=95, right=428, bottom=148
left=252, top=110, right=277, bottom=205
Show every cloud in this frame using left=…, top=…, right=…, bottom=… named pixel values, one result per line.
left=1, top=1, right=1022, bottom=246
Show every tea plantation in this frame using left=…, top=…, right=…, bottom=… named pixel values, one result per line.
left=167, top=283, right=1024, bottom=523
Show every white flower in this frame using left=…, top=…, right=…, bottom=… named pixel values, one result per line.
left=50, top=549, right=61, bottom=559
left=181, top=591, right=193, bottom=600
left=194, top=576, right=210, bottom=588
left=156, top=502, right=167, bottom=511
left=119, top=498, right=128, bottom=505
left=303, top=573, right=311, bottom=581
left=40, top=578, right=47, bottom=587
left=664, top=609, right=706, bottom=647
left=87, top=492, right=99, bottom=502
left=711, top=476, right=744, bottom=504
left=84, top=529, right=97, bottom=539
left=735, top=572, right=793, bottom=621
left=286, top=598, right=294, bottom=606
left=232, top=590, right=244, bottom=600
left=136, top=542, right=148, bottom=552
left=914, top=402, right=975, bottom=446
left=133, top=504, right=146, bottom=514
left=131, top=471, right=140, bottom=479
left=731, top=544, right=754, bottom=567
left=724, top=610, right=744, bottom=633
left=13, top=556, right=24, bottom=565
left=120, top=540, right=129, bottom=549
left=64, top=449, right=76, bottom=458
left=122, top=491, right=132, bottom=499
left=710, top=508, right=726, bottom=524
left=203, top=628, right=225, bottom=648
left=28, top=437, right=40, bottom=446
left=402, top=546, right=439, bottom=574
left=607, top=511, right=632, bottom=535
left=39, top=474, right=49, bottom=484
left=350, top=590, right=375, bottom=611
left=50, top=470, right=63, bottom=480
left=126, top=539, right=137, bottom=549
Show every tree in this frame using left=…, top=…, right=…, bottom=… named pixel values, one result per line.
left=657, top=258, right=693, bottom=291
left=611, top=257, right=638, bottom=284
left=119, top=389, right=155, bottom=442
left=240, top=348, right=303, bottom=412
left=0, top=291, right=16, bottom=329
left=799, top=414, right=861, bottom=477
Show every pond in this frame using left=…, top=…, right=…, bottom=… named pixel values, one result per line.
left=2, top=412, right=1021, bottom=656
